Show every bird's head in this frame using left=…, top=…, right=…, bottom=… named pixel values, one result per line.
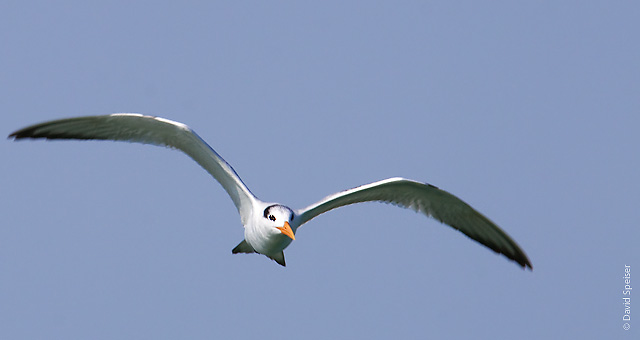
left=263, top=204, right=296, bottom=240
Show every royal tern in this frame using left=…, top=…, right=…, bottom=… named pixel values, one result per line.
left=9, top=114, right=532, bottom=269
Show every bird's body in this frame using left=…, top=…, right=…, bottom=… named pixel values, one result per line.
left=10, top=114, right=532, bottom=269
left=233, top=203, right=296, bottom=266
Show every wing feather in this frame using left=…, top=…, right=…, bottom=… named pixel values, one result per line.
left=9, top=114, right=257, bottom=220
left=296, top=177, right=531, bottom=269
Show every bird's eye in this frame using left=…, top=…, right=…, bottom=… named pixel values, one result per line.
left=268, top=215, right=276, bottom=221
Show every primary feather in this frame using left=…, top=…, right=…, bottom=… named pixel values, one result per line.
left=297, top=178, right=531, bottom=269
left=9, top=114, right=257, bottom=223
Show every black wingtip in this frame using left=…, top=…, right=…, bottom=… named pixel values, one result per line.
left=513, top=253, right=533, bottom=271
left=517, top=247, right=533, bottom=270
left=9, top=126, right=41, bottom=140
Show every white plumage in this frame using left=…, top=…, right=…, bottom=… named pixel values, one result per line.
left=10, top=113, right=531, bottom=269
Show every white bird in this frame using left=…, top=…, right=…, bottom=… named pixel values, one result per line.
left=9, top=114, right=532, bottom=269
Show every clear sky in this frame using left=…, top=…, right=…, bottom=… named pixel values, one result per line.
left=1, top=1, right=638, bottom=339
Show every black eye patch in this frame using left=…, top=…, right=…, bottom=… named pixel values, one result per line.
left=264, top=204, right=278, bottom=219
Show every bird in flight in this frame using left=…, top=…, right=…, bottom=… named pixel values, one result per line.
left=10, top=114, right=532, bottom=269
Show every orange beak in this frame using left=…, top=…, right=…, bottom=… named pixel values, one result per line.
left=276, top=221, right=295, bottom=240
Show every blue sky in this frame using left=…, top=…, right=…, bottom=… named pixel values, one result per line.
left=1, top=1, right=638, bottom=339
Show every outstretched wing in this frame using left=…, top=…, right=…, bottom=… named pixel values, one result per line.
left=9, top=113, right=257, bottom=221
left=296, top=177, right=531, bottom=269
